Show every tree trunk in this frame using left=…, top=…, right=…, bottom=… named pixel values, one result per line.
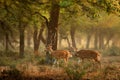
left=59, top=35, right=70, bottom=48
left=33, top=25, right=39, bottom=56
left=66, top=37, right=71, bottom=48
left=59, top=35, right=62, bottom=48
left=105, top=39, right=110, bottom=48
left=47, top=28, right=58, bottom=50
left=40, top=34, right=46, bottom=45
left=104, top=36, right=111, bottom=49
left=70, top=26, right=76, bottom=49
left=112, top=37, right=118, bottom=47
left=5, top=33, right=9, bottom=51
left=27, top=28, right=32, bottom=48
left=86, top=34, right=91, bottom=49
left=99, top=33, right=104, bottom=49
left=19, top=26, right=25, bottom=58
left=33, top=23, right=46, bottom=56
left=94, top=32, right=98, bottom=49
left=45, top=0, right=60, bottom=64
left=46, top=0, right=60, bottom=50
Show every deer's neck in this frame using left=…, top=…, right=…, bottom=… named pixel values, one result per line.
left=49, top=48, right=54, bottom=52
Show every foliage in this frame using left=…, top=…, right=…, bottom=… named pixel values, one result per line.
left=37, top=57, right=46, bottom=65
left=1, top=68, right=22, bottom=78
left=0, top=49, right=31, bottom=66
left=103, top=46, right=120, bottom=56
left=88, top=0, right=120, bottom=16
left=59, top=0, right=73, bottom=8
left=64, top=64, right=85, bottom=80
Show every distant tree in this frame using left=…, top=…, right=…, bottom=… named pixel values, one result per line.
left=0, top=20, right=14, bottom=51
left=33, top=22, right=46, bottom=56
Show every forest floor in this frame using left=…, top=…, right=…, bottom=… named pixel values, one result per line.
left=0, top=56, right=120, bottom=80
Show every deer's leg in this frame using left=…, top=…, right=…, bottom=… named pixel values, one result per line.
left=78, top=59, right=81, bottom=63
left=92, top=59, right=96, bottom=71
left=81, top=59, right=84, bottom=69
left=56, top=59, right=59, bottom=67
left=52, top=58, right=58, bottom=67
left=97, top=61, right=101, bottom=69
left=95, top=59, right=101, bottom=69
left=64, top=58, right=68, bottom=67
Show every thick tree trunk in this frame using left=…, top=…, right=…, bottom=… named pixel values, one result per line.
left=70, top=26, right=76, bottom=49
left=47, top=28, right=58, bottom=50
left=19, top=26, right=25, bottom=58
left=45, top=0, right=60, bottom=64
left=46, top=0, right=60, bottom=50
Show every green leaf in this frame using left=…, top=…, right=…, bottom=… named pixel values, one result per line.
left=59, top=0, right=73, bottom=8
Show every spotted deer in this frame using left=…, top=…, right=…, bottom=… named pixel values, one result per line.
left=46, top=45, right=72, bottom=65
left=74, top=49, right=101, bottom=67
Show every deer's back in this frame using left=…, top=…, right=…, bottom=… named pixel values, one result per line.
left=51, top=50, right=69, bottom=59
left=76, top=50, right=100, bottom=59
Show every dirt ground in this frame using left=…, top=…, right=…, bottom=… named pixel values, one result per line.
left=0, top=56, right=120, bottom=80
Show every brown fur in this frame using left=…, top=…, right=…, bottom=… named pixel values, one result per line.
left=75, top=50, right=101, bottom=64
left=46, top=46, right=72, bottom=63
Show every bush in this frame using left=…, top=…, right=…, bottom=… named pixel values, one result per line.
left=38, top=57, right=46, bottom=65
left=103, top=46, right=120, bottom=56
left=0, top=50, right=18, bottom=57
left=1, top=68, right=23, bottom=80
left=64, top=64, right=85, bottom=80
